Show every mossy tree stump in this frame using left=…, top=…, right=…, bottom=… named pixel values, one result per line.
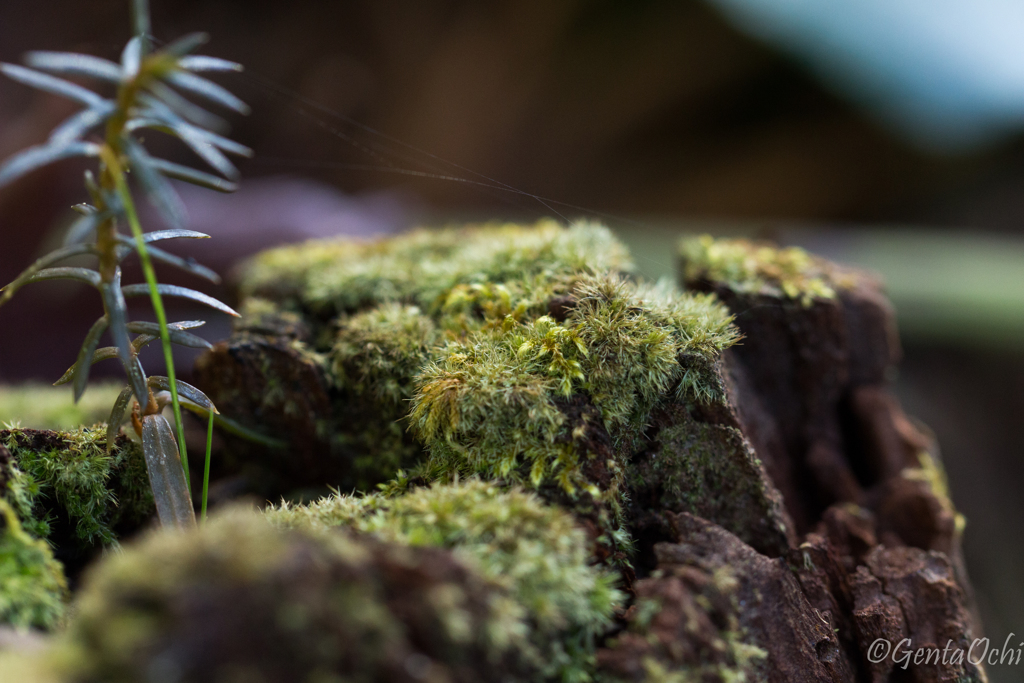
left=1, top=223, right=985, bottom=683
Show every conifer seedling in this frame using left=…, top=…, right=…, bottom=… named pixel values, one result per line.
left=0, top=0, right=250, bottom=528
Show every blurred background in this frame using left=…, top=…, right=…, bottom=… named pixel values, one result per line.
left=1, top=2, right=1022, bottom=677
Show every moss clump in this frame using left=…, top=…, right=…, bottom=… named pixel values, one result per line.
left=1, top=428, right=153, bottom=564
left=628, top=406, right=791, bottom=557
left=409, top=274, right=738, bottom=502
left=240, top=219, right=633, bottom=320
left=679, top=234, right=854, bottom=305
left=0, top=498, right=67, bottom=630
left=268, top=479, right=624, bottom=681
left=226, top=221, right=640, bottom=492
left=330, top=303, right=441, bottom=485
left=597, top=565, right=765, bottom=683
left=227, top=221, right=738, bottom=501
left=51, top=507, right=533, bottom=683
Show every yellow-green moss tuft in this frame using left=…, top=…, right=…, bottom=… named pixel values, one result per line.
left=902, top=451, right=967, bottom=537
left=240, top=219, right=633, bottom=318
left=2, top=427, right=153, bottom=552
left=679, top=234, right=855, bottom=306
left=268, top=480, right=625, bottom=681
left=408, top=273, right=738, bottom=498
left=219, top=220, right=747, bottom=546
left=232, top=221, right=739, bottom=498
left=0, top=498, right=67, bottom=630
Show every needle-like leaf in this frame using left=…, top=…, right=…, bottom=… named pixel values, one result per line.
left=144, top=83, right=226, bottom=132
left=106, top=385, right=135, bottom=452
left=121, top=36, right=143, bottom=79
left=53, top=347, right=119, bottom=386
left=122, top=137, right=188, bottom=229
left=127, top=321, right=212, bottom=348
left=0, top=141, right=101, bottom=189
left=72, top=315, right=110, bottom=402
left=9, top=267, right=101, bottom=293
left=163, top=70, right=250, bottom=114
left=150, top=157, right=237, bottom=192
left=172, top=398, right=287, bottom=449
left=164, top=122, right=238, bottom=179
left=131, top=106, right=252, bottom=169
left=0, top=63, right=107, bottom=107
left=121, top=283, right=239, bottom=316
left=63, top=210, right=111, bottom=246
left=125, top=354, right=149, bottom=408
left=148, top=376, right=218, bottom=413
left=178, top=55, right=242, bottom=72
left=56, top=319, right=208, bottom=385
left=131, top=0, right=151, bottom=52
left=25, top=51, right=122, bottom=83
left=0, top=244, right=97, bottom=306
left=161, top=32, right=209, bottom=57
left=165, top=319, right=206, bottom=330
left=124, top=116, right=171, bottom=135
left=137, top=99, right=252, bottom=157
left=190, top=127, right=252, bottom=158
left=115, top=236, right=220, bottom=282
left=49, top=102, right=117, bottom=145
left=136, top=229, right=211, bottom=243
left=128, top=319, right=205, bottom=353
left=101, top=277, right=149, bottom=403
left=140, top=413, right=197, bottom=529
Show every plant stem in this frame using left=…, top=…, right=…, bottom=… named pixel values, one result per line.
left=110, top=168, right=192, bottom=494
left=202, top=408, right=213, bottom=522
left=131, top=0, right=151, bottom=54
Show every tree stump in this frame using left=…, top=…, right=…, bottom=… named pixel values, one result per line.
left=3, top=223, right=983, bottom=683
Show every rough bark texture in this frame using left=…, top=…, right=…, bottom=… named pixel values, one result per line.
left=194, top=328, right=338, bottom=497
left=594, top=260, right=985, bottom=682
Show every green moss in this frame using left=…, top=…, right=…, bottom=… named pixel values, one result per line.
left=0, top=498, right=67, bottom=630
left=598, top=566, right=765, bottom=683
left=240, top=219, right=633, bottom=319
left=628, top=406, right=791, bottom=556
left=268, top=479, right=625, bottom=681
left=0, top=383, right=124, bottom=431
left=1, top=427, right=153, bottom=553
left=679, top=234, right=854, bottom=305
left=902, top=451, right=967, bottom=537
left=332, top=303, right=441, bottom=407
left=52, top=506, right=531, bottom=683
left=234, top=221, right=739, bottom=500
left=330, top=304, right=440, bottom=485
left=409, top=273, right=738, bottom=501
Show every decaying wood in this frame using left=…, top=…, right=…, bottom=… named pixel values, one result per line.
left=193, top=256, right=985, bottom=682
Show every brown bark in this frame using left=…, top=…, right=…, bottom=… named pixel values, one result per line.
left=597, top=267, right=985, bottom=682
left=194, top=258, right=985, bottom=682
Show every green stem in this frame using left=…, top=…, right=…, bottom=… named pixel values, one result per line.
left=131, top=0, right=151, bottom=53
left=111, top=171, right=192, bottom=495
left=202, top=407, right=213, bottom=523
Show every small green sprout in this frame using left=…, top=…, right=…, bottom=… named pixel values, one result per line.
left=0, top=0, right=250, bottom=528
